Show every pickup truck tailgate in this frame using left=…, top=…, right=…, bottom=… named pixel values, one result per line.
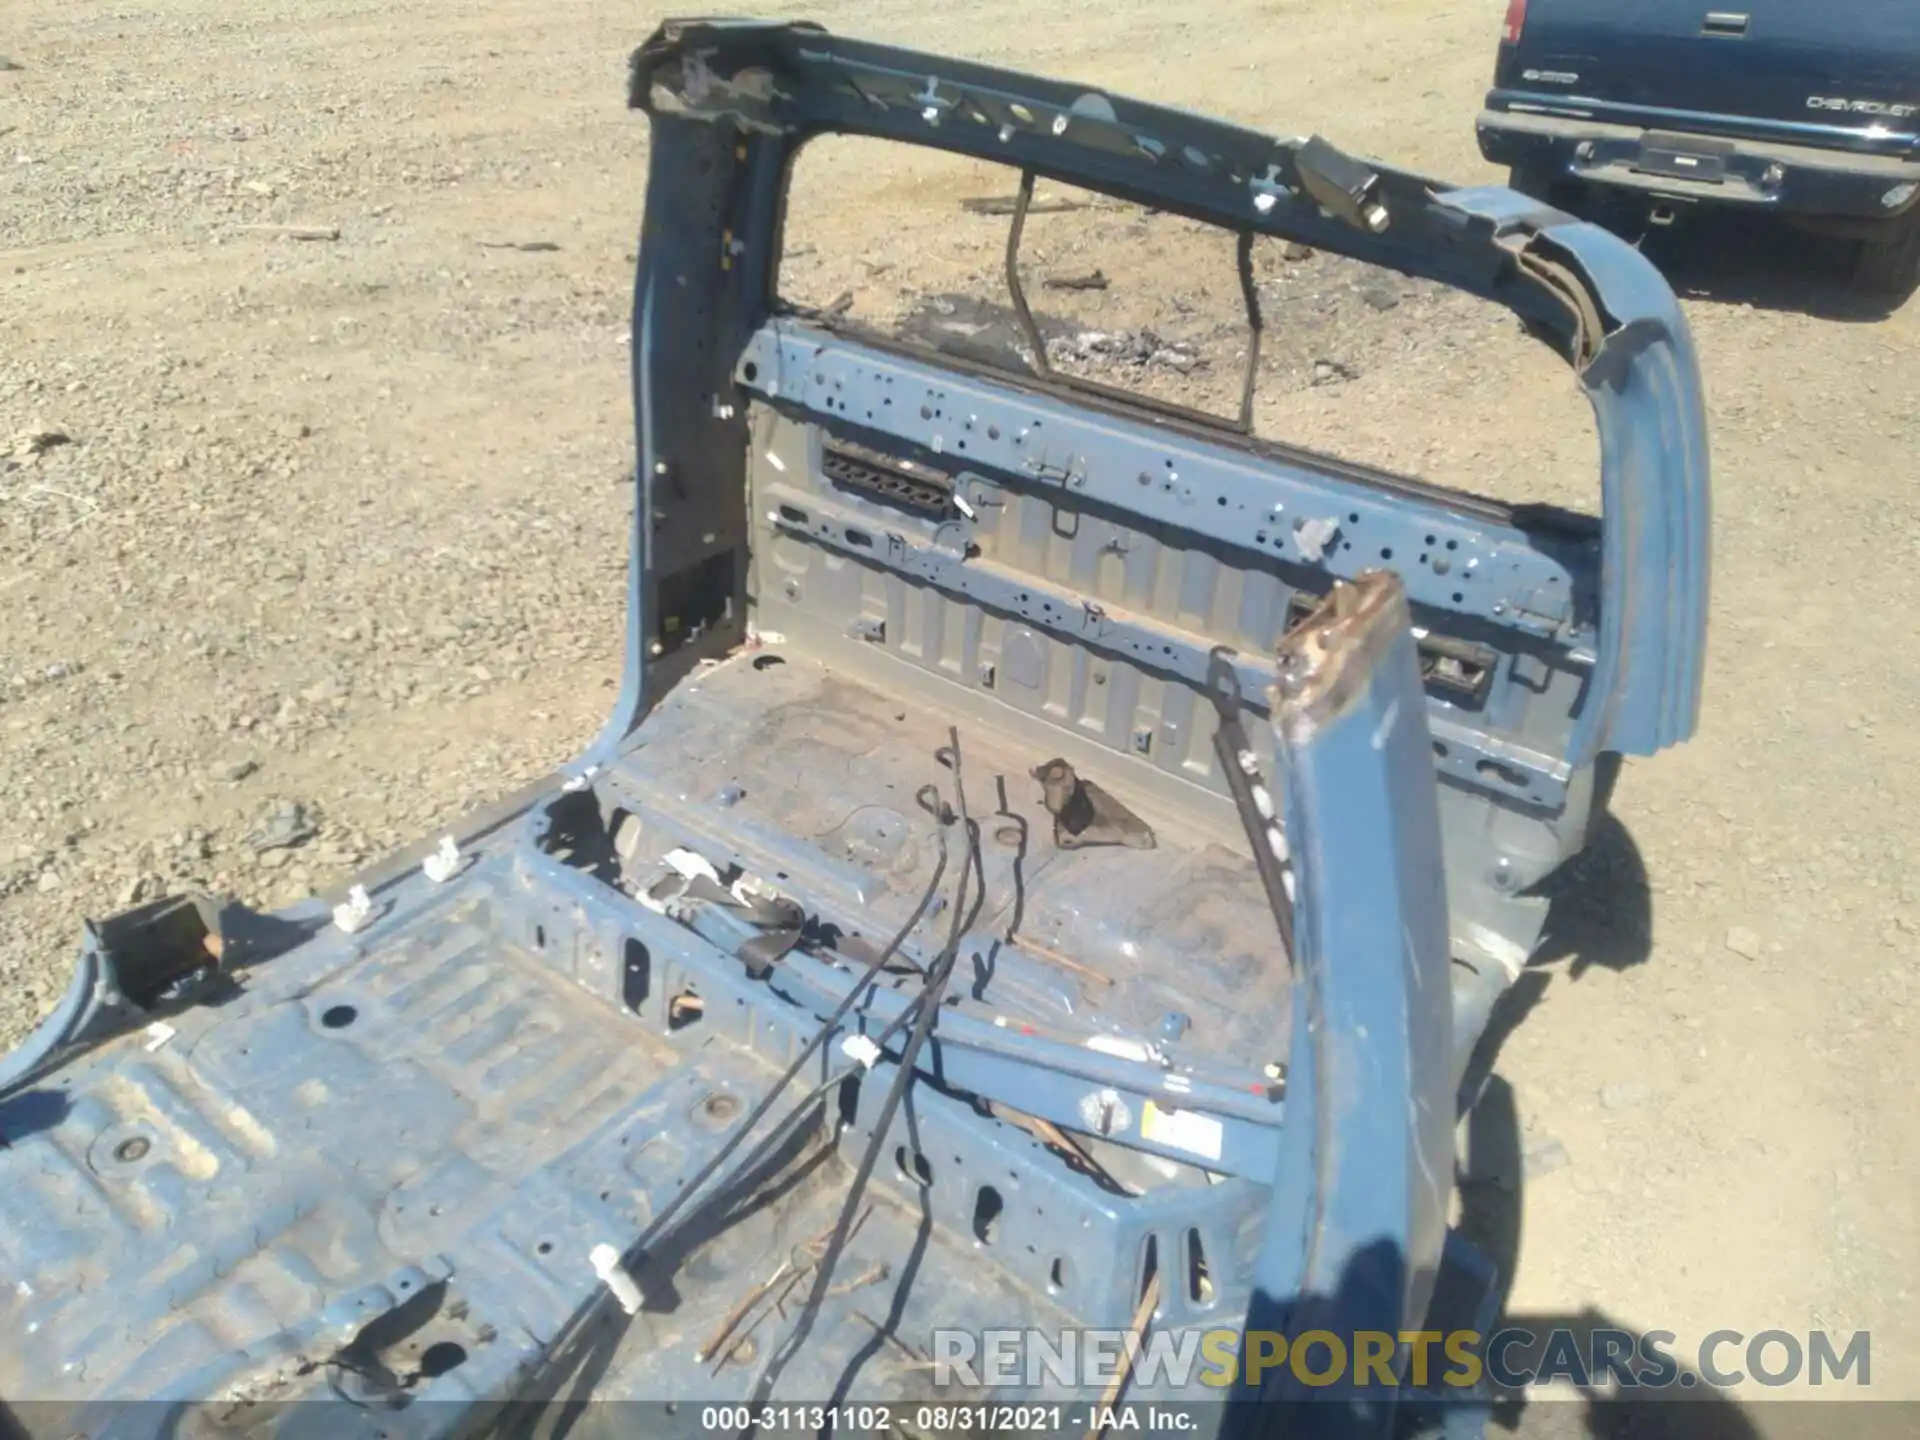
left=1500, top=0, right=1920, bottom=150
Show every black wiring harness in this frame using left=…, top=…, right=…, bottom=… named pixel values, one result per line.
left=517, top=732, right=984, bottom=1416
left=746, top=730, right=981, bottom=1407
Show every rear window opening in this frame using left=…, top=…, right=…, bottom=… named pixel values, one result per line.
left=777, top=135, right=1599, bottom=514
left=1009, top=179, right=1258, bottom=426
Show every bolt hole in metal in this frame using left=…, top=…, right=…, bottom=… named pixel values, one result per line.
left=971, top=1184, right=1004, bottom=1244
left=1475, top=758, right=1527, bottom=788
left=897, top=1146, right=934, bottom=1186
left=321, top=1004, right=358, bottom=1029
left=1139, top=1233, right=1160, bottom=1306
left=112, top=1136, right=151, bottom=1164
left=418, top=1341, right=468, bottom=1379
left=1186, top=1227, right=1213, bottom=1304
left=668, top=989, right=705, bottom=1031
left=702, top=1092, right=742, bottom=1122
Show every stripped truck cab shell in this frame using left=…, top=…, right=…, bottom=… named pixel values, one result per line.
left=0, top=20, right=1709, bottom=1440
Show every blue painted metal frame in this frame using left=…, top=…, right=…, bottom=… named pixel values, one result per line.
left=757, top=453, right=1576, bottom=809
left=739, top=324, right=1588, bottom=640
left=1227, top=571, right=1459, bottom=1437
left=519, top=836, right=1291, bottom=1182
left=596, top=21, right=1708, bottom=1424
left=613, top=17, right=1710, bottom=774
left=0, top=22, right=1714, bottom=1433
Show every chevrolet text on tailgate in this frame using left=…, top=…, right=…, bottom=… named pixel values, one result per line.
left=0, top=20, right=1710, bottom=1440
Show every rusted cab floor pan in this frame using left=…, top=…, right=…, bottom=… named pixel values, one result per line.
left=602, top=649, right=1290, bottom=1073
left=0, top=880, right=1116, bottom=1409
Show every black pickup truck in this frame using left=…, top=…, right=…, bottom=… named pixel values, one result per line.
left=1476, top=0, right=1920, bottom=292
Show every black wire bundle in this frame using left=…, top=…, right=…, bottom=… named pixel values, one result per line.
left=517, top=733, right=982, bottom=1419
left=744, top=728, right=981, bottom=1409
left=620, top=780, right=959, bottom=1262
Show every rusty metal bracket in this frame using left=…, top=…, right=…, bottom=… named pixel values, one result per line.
left=1031, top=758, right=1156, bottom=851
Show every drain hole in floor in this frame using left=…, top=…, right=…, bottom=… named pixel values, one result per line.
left=418, top=1341, right=467, bottom=1378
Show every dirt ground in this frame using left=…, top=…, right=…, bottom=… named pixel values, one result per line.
left=4, top=0, right=1918, bottom=1426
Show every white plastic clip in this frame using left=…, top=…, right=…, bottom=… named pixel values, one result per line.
left=840, top=1034, right=882, bottom=1071
left=1086, top=1033, right=1162, bottom=1065
left=1294, top=517, right=1340, bottom=563
left=143, top=1022, right=177, bottom=1053
left=663, top=848, right=721, bottom=884
left=636, top=876, right=677, bottom=915
left=729, top=871, right=781, bottom=907
left=332, top=884, right=374, bottom=935
left=589, top=1243, right=642, bottom=1316
left=422, top=836, right=461, bottom=884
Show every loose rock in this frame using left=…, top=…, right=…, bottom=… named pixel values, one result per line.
left=239, top=223, right=340, bottom=241
left=1599, top=1081, right=1656, bottom=1111
left=1523, top=1136, right=1572, bottom=1180
left=250, top=800, right=318, bottom=853
left=10, top=427, right=71, bottom=459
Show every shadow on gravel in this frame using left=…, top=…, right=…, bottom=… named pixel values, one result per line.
left=1531, top=812, right=1652, bottom=981
left=1461, top=1077, right=1908, bottom=1437
left=1624, top=209, right=1911, bottom=323
left=1459, top=1077, right=1768, bottom=1440
left=1459, top=761, right=1653, bottom=1100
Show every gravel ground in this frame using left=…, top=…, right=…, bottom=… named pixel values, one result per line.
left=4, top=0, right=1919, bottom=1424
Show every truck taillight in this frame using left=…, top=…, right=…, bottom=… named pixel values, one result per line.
left=1502, top=0, right=1529, bottom=43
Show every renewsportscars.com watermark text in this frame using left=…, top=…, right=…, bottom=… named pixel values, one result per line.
left=931, top=1327, right=1872, bottom=1393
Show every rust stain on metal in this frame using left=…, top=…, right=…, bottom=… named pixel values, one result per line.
left=1271, top=570, right=1410, bottom=734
